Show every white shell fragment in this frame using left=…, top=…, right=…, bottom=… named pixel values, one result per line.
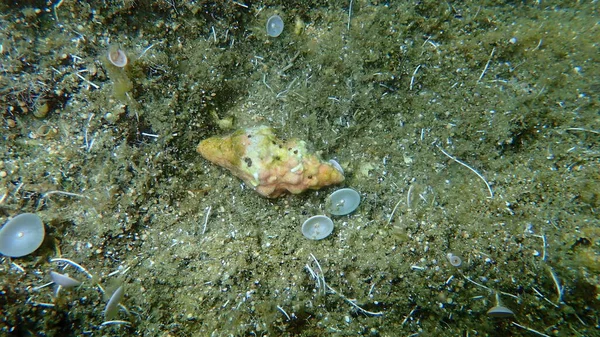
left=104, top=286, right=125, bottom=320
left=326, top=188, right=360, bottom=216
left=50, top=271, right=82, bottom=287
left=302, top=215, right=334, bottom=240
left=266, top=15, right=284, bottom=37
left=0, top=213, right=45, bottom=257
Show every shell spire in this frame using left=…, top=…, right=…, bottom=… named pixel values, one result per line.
left=197, top=126, right=344, bottom=198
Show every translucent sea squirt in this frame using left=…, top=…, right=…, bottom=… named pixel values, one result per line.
left=302, top=215, right=334, bottom=240
left=266, top=15, right=284, bottom=37
left=326, top=188, right=360, bottom=215
left=50, top=271, right=82, bottom=288
left=104, top=286, right=125, bottom=320
left=107, top=45, right=128, bottom=68
left=0, top=213, right=45, bottom=257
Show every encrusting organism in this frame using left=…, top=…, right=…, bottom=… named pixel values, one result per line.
left=197, top=125, right=344, bottom=198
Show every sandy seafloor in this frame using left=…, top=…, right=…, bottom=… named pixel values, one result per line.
left=0, top=1, right=598, bottom=336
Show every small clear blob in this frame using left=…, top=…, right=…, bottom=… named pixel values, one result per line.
left=487, top=292, right=514, bottom=318
left=302, top=215, right=334, bottom=240
left=326, top=188, right=360, bottom=216
left=104, top=285, right=125, bottom=320
left=107, top=46, right=128, bottom=67
left=487, top=305, right=514, bottom=318
left=0, top=213, right=45, bottom=257
left=446, top=253, right=462, bottom=267
left=266, top=15, right=284, bottom=37
left=328, top=159, right=344, bottom=175
left=50, top=271, right=82, bottom=288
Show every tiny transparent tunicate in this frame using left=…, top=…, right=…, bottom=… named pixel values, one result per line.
left=50, top=271, right=82, bottom=288
left=328, top=159, right=344, bottom=175
left=104, top=286, right=125, bottom=320
left=326, top=188, right=360, bottom=216
left=266, top=15, right=284, bottom=37
left=446, top=253, right=462, bottom=267
left=487, top=292, right=514, bottom=318
left=487, top=305, right=515, bottom=318
left=302, top=215, right=334, bottom=240
left=0, top=213, right=45, bottom=257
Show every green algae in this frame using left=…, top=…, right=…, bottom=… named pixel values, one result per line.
left=1, top=1, right=598, bottom=336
